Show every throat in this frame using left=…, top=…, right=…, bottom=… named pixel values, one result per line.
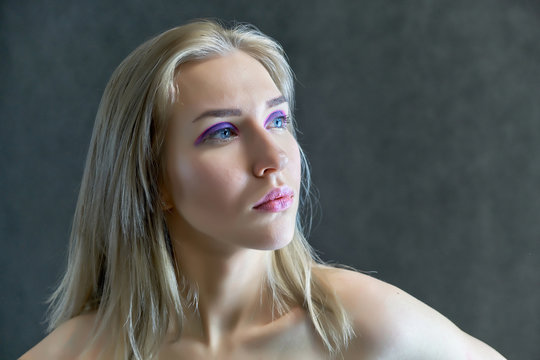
left=174, top=246, right=273, bottom=347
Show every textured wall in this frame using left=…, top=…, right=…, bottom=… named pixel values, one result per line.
left=2, top=0, right=539, bottom=358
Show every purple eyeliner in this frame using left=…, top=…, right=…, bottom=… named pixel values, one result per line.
left=264, top=110, right=287, bottom=128
left=194, top=122, right=238, bottom=145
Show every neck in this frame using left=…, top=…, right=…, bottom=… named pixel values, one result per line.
left=170, top=230, right=273, bottom=348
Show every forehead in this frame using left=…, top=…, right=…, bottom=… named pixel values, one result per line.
left=174, top=51, right=281, bottom=109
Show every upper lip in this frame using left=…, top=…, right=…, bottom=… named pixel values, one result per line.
left=253, top=186, right=295, bottom=208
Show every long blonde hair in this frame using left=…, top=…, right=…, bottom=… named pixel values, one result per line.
left=47, top=19, right=354, bottom=359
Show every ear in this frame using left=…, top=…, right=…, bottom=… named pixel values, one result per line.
left=160, top=197, right=174, bottom=212
left=159, top=177, right=175, bottom=212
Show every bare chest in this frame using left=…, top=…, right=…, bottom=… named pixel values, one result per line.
left=157, top=317, right=329, bottom=360
left=157, top=343, right=327, bottom=360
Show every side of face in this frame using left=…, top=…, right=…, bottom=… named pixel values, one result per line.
left=161, top=50, right=301, bottom=254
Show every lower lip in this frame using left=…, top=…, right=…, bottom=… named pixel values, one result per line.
left=254, top=196, right=294, bottom=212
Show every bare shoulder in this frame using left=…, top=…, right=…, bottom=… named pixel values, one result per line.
left=314, top=266, right=506, bottom=360
left=20, top=312, right=106, bottom=360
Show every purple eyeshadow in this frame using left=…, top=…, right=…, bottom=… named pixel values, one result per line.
left=264, top=110, right=287, bottom=128
left=194, top=122, right=237, bottom=145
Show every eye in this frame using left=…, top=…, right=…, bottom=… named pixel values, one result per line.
left=209, top=127, right=235, bottom=140
left=265, top=111, right=290, bottom=130
left=195, top=122, right=239, bottom=145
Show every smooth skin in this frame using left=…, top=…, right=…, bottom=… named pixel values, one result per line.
left=21, top=51, right=506, bottom=360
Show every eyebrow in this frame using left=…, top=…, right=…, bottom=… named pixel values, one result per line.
left=192, top=95, right=287, bottom=123
left=266, top=95, right=287, bottom=108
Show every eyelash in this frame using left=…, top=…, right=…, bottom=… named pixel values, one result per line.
left=195, top=123, right=239, bottom=145
left=265, top=112, right=290, bottom=130
left=196, top=112, right=290, bottom=145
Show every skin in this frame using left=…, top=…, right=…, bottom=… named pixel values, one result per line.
left=20, top=51, right=507, bottom=360
left=160, top=50, right=303, bottom=354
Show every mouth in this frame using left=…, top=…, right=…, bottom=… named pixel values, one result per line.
left=253, top=186, right=295, bottom=212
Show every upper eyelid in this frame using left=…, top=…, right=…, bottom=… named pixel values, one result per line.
left=195, top=122, right=238, bottom=145
left=264, top=110, right=288, bottom=127
left=195, top=111, right=289, bottom=145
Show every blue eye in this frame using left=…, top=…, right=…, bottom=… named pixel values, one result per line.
left=209, top=127, right=234, bottom=140
left=265, top=111, right=290, bottom=129
left=270, top=117, right=284, bottom=128
left=195, top=122, right=238, bottom=145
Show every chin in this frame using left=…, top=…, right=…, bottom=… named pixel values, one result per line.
left=252, top=227, right=296, bottom=251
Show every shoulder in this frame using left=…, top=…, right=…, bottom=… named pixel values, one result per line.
left=314, top=266, right=506, bottom=360
left=20, top=312, right=109, bottom=360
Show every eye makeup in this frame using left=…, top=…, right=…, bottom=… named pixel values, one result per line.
left=264, top=110, right=289, bottom=128
left=194, top=122, right=239, bottom=145
left=194, top=110, right=289, bottom=146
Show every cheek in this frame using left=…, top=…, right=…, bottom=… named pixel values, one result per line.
left=168, top=152, right=247, bottom=212
left=288, top=140, right=302, bottom=187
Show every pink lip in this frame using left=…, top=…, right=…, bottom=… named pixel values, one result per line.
left=253, top=186, right=295, bottom=212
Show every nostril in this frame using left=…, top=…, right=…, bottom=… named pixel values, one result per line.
left=253, top=149, right=289, bottom=177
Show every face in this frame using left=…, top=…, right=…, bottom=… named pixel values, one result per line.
left=162, top=51, right=301, bottom=254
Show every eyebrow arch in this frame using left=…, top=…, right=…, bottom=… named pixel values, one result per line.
left=266, top=95, right=287, bottom=108
left=192, top=109, right=241, bottom=122
left=192, top=95, right=288, bottom=123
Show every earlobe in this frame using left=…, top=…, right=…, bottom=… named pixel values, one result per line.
left=160, top=198, right=174, bottom=212
left=159, top=189, right=174, bottom=211
left=159, top=183, right=174, bottom=212
left=158, top=171, right=174, bottom=212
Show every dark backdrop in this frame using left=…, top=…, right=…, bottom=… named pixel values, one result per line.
left=2, top=1, right=539, bottom=359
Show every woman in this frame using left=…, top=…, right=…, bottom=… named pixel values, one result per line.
left=22, top=20, right=506, bottom=359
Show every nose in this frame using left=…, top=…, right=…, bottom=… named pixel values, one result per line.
left=251, top=131, right=289, bottom=178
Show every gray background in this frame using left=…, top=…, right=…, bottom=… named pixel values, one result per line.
left=1, top=0, right=539, bottom=359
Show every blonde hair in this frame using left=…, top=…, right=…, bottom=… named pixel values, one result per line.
left=47, top=19, right=354, bottom=359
